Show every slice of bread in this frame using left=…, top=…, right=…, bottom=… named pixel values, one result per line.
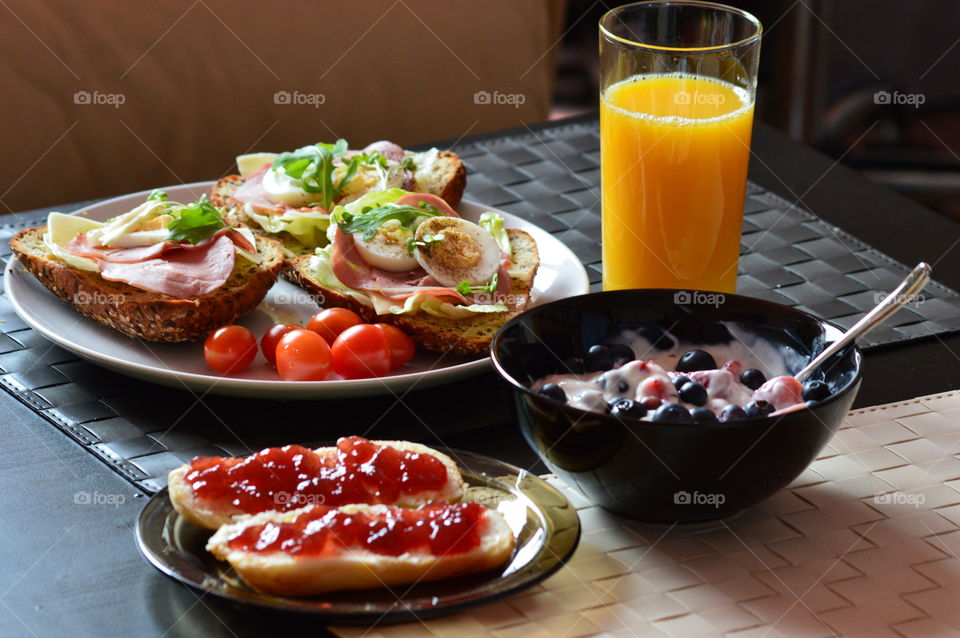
left=10, top=228, right=283, bottom=343
left=209, top=150, right=467, bottom=259
left=284, top=229, right=540, bottom=355
left=206, top=503, right=515, bottom=596
left=168, top=440, right=466, bottom=530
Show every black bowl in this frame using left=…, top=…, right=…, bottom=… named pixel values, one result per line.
left=491, top=289, right=861, bottom=523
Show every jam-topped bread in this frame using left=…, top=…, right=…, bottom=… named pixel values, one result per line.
left=168, top=437, right=465, bottom=530
left=206, top=502, right=514, bottom=596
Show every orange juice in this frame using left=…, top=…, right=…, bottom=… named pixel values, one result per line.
left=600, top=73, right=754, bottom=292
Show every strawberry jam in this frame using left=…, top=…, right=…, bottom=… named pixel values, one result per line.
left=226, top=503, right=487, bottom=557
left=186, top=436, right=449, bottom=513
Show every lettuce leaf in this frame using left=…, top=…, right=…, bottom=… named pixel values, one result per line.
left=244, top=205, right=331, bottom=248
left=479, top=212, right=511, bottom=255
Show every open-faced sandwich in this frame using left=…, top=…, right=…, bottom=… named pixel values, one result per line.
left=209, top=140, right=466, bottom=258
left=10, top=190, right=282, bottom=342
left=284, top=188, right=540, bottom=355
left=169, top=436, right=515, bottom=597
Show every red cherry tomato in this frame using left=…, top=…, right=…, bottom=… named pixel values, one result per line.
left=275, top=329, right=332, bottom=381
left=331, top=324, right=391, bottom=379
left=204, top=325, right=257, bottom=374
left=375, top=323, right=415, bottom=369
left=260, top=323, right=300, bottom=366
left=307, top=308, right=364, bottom=345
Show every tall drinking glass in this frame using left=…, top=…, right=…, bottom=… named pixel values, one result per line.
left=600, top=1, right=761, bottom=293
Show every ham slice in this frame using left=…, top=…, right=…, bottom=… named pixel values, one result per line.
left=98, top=234, right=237, bottom=299
left=65, top=229, right=234, bottom=264
left=65, top=229, right=253, bottom=299
left=394, top=192, right=460, bottom=218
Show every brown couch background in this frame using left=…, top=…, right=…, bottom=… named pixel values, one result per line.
left=0, top=0, right=565, bottom=212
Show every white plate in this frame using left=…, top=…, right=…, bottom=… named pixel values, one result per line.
left=4, top=182, right=589, bottom=399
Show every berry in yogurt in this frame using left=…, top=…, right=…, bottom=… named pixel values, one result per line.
left=534, top=331, right=820, bottom=423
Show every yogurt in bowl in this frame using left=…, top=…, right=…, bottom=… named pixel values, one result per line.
left=533, top=324, right=827, bottom=424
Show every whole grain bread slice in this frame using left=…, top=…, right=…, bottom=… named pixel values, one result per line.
left=284, top=229, right=539, bottom=355
left=209, top=150, right=467, bottom=259
left=10, top=228, right=283, bottom=342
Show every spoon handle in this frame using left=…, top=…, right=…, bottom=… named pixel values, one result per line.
left=794, top=262, right=932, bottom=384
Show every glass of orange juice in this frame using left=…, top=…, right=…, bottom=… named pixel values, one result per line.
left=600, top=1, right=762, bottom=293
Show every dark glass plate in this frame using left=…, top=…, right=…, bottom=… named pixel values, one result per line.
left=135, top=451, right=581, bottom=624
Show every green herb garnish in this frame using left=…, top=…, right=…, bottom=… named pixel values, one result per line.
left=272, top=139, right=360, bottom=210
left=147, top=189, right=168, bottom=202
left=337, top=203, right=441, bottom=241
left=456, top=272, right=499, bottom=296
left=405, top=232, right=445, bottom=255
left=399, top=157, right=417, bottom=171
left=166, top=195, right=226, bottom=244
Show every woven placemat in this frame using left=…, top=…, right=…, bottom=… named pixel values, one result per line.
left=333, top=391, right=960, bottom=638
left=0, top=117, right=959, bottom=494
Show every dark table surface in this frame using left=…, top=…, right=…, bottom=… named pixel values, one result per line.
left=2, top=118, right=960, bottom=638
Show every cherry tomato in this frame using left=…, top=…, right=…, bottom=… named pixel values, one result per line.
left=260, top=323, right=300, bottom=366
left=375, top=323, right=415, bottom=369
left=331, top=324, right=391, bottom=379
left=275, top=329, right=332, bottom=381
left=204, top=325, right=257, bottom=374
left=307, top=308, right=364, bottom=345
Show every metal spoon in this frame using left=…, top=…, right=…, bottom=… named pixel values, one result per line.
left=794, top=262, right=932, bottom=384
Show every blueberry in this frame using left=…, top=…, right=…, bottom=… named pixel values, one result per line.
left=691, top=407, right=718, bottom=423
left=740, top=368, right=766, bottom=390
left=676, top=349, right=717, bottom=373
left=678, top=381, right=708, bottom=406
left=641, top=396, right=662, bottom=410
left=608, top=343, right=635, bottom=366
left=652, top=402, right=695, bottom=424
left=719, top=404, right=747, bottom=422
left=744, top=399, right=775, bottom=418
left=585, top=345, right=614, bottom=372
left=539, top=383, right=566, bottom=403
left=607, top=398, right=647, bottom=419
left=802, top=380, right=831, bottom=402
left=563, top=357, right=585, bottom=374
left=673, top=375, right=692, bottom=391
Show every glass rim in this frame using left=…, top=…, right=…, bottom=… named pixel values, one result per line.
left=600, top=1, right=762, bottom=53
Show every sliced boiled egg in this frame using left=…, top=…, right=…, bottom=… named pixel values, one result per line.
left=352, top=219, right=419, bottom=272
left=413, top=217, right=500, bottom=287
left=261, top=167, right=319, bottom=208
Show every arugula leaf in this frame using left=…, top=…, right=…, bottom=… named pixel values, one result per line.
left=147, top=189, right=168, bottom=202
left=166, top=195, right=226, bottom=244
left=272, top=140, right=354, bottom=209
left=337, top=203, right=441, bottom=241
left=399, top=157, right=417, bottom=171
left=456, top=272, right=499, bottom=296
left=405, top=231, right=445, bottom=255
